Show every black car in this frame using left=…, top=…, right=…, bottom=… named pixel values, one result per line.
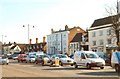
left=35, top=54, right=50, bottom=65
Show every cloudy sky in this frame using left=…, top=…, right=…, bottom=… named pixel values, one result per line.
left=0, top=0, right=117, bottom=44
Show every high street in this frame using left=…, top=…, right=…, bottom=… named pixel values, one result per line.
left=1, top=60, right=119, bottom=79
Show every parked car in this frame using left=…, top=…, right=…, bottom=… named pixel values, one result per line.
left=35, top=54, right=50, bottom=65
left=50, top=54, right=74, bottom=66
left=17, top=54, right=27, bottom=62
left=111, top=51, right=120, bottom=72
left=26, top=55, right=37, bottom=63
left=12, top=53, right=19, bottom=60
left=74, top=51, right=105, bottom=69
left=0, top=55, right=9, bottom=65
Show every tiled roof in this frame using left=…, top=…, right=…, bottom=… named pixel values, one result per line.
left=70, top=33, right=82, bottom=42
left=10, top=45, right=16, bottom=49
left=91, top=14, right=119, bottom=28
left=53, top=26, right=85, bottom=33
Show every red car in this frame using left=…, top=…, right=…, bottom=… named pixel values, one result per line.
left=17, top=54, right=27, bottom=63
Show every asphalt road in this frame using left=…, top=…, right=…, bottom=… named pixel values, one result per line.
left=1, top=60, right=120, bottom=79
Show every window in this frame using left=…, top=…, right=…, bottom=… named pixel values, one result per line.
left=85, top=53, right=98, bottom=58
left=70, top=44, right=73, bottom=48
left=107, top=29, right=112, bottom=35
left=81, top=53, right=85, bottom=59
left=99, top=39, right=104, bottom=45
left=77, top=43, right=79, bottom=49
left=93, top=41, right=96, bottom=46
left=92, top=31, right=96, bottom=37
left=107, top=39, right=112, bottom=44
left=99, top=30, right=103, bottom=36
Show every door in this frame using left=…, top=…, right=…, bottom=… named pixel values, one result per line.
left=80, top=53, right=86, bottom=66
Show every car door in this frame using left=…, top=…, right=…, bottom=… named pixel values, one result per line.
left=80, top=53, right=86, bottom=66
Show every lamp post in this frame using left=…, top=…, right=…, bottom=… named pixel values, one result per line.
left=23, top=24, right=34, bottom=44
left=61, top=33, right=62, bottom=54
left=1, top=35, right=7, bottom=54
left=23, top=24, right=34, bottom=52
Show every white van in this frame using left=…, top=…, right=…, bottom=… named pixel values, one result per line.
left=74, top=51, right=105, bottom=69
left=111, top=51, right=120, bottom=72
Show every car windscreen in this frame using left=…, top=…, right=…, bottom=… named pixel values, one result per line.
left=30, top=56, right=35, bottom=58
left=23, top=56, right=27, bottom=58
left=58, top=55, right=67, bottom=58
left=12, top=54, right=19, bottom=57
left=85, top=53, right=98, bottom=58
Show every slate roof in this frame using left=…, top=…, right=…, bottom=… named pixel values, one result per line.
left=91, top=14, right=119, bottom=28
left=10, top=45, right=16, bottom=49
left=70, top=33, right=82, bottom=42
left=53, top=26, right=85, bottom=33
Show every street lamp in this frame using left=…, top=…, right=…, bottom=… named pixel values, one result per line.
left=1, top=35, right=7, bottom=54
left=23, top=24, right=34, bottom=44
left=23, top=24, right=34, bottom=52
left=2, top=35, right=7, bottom=44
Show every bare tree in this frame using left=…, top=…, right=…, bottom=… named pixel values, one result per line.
left=105, top=1, right=120, bottom=46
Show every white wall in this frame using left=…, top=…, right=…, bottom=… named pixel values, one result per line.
left=47, top=31, right=69, bottom=55
left=89, top=25, right=117, bottom=53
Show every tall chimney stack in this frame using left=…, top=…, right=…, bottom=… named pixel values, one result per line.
left=65, top=25, right=69, bottom=31
left=43, top=37, right=46, bottom=43
left=51, top=28, right=54, bottom=33
left=36, top=38, right=38, bottom=44
left=29, top=39, right=32, bottom=44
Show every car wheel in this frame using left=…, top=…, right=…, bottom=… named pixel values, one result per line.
left=29, top=60, right=31, bottom=63
left=115, top=65, right=119, bottom=72
left=50, top=61, right=53, bottom=66
left=60, top=61, right=63, bottom=66
left=74, top=63, right=78, bottom=68
left=100, top=66, right=104, bottom=69
left=6, top=63, right=9, bottom=65
left=25, top=61, right=27, bottom=63
left=87, top=64, right=91, bottom=69
left=71, top=64, right=74, bottom=66
left=41, top=61, right=44, bottom=66
left=35, top=61, right=38, bottom=64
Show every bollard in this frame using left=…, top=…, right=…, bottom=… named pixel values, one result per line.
left=43, top=58, right=47, bottom=65
left=55, top=57, right=59, bottom=66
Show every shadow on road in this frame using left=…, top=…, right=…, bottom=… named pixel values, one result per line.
left=42, top=67, right=104, bottom=71
left=76, top=71, right=118, bottom=77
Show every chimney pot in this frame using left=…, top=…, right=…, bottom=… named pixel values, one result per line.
left=36, top=38, right=38, bottom=44
left=29, top=39, right=32, bottom=44
left=43, top=37, right=46, bottom=43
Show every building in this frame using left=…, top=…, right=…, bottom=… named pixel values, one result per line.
left=70, top=32, right=89, bottom=55
left=3, top=37, right=47, bottom=54
left=27, top=37, right=47, bottom=53
left=88, top=15, right=118, bottom=55
left=47, top=25, right=86, bottom=55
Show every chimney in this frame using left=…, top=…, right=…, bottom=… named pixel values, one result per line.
left=43, top=37, right=46, bottom=43
left=51, top=28, right=54, bottom=33
left=9, top=42, right=11, bottom=44
left=29, top=39, right=32, bottom=44
left=65, top=25, right=69, bottom=31
left=36, top=38, right=38, bottom=44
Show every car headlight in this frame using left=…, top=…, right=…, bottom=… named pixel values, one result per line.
left=90, top=60, right=96, bottom=63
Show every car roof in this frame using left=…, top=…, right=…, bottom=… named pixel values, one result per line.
left=76, top=51, right=96, bottom=54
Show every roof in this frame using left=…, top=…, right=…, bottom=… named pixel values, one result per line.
left=53, top=26, right=85, bottom=33
left=10, top=45, right=16, bottom=49
left=70, top=33, right=82, bottom=42
left=91, top=14, right=119, bottom=28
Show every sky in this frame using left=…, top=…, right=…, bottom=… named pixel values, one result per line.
left=0, top=0, right=118, bottom=44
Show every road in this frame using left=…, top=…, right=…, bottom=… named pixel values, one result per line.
left=1, top=60, right=120, bottom=79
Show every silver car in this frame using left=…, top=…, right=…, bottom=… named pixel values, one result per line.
left=0, top=55, right=9, bottom=65
left=26, top=55, right=36, bottom=63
